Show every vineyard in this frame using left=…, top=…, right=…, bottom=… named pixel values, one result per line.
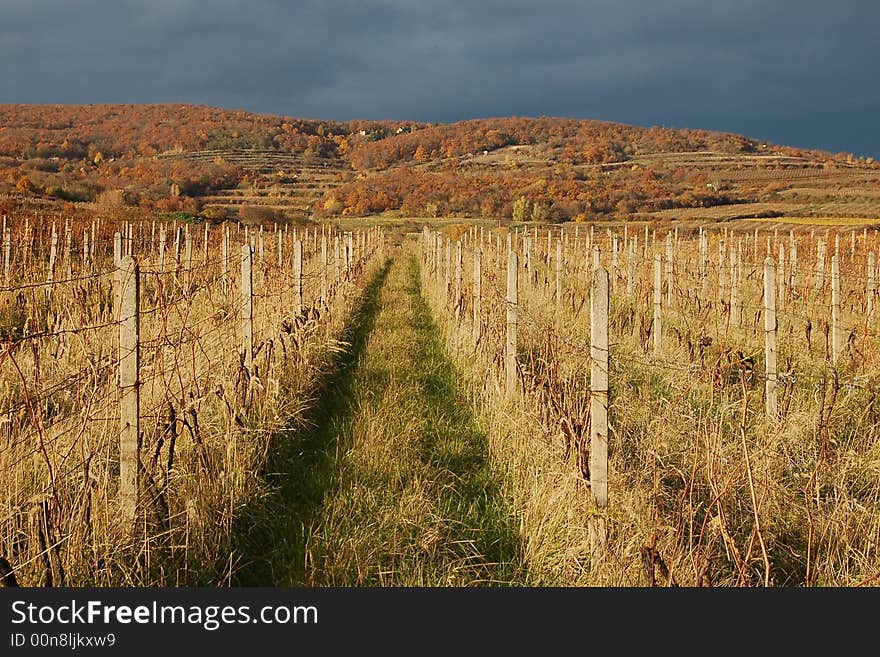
left=1, top=212, right=879, bottom=587
left=421, top=221, right=880, bottom=586
left=0, top=214, right=383, bottom=585
left=156, top=149, right=350, bottom=218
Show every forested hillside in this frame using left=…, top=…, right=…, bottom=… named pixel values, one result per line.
left=1, top=104, right=876, bottom=223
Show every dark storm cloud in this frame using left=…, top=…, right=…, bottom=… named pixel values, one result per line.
left=1, top=0, right=878, bottom=156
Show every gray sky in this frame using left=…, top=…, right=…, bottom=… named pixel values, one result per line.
left=2, top=0, right=878, bottom=157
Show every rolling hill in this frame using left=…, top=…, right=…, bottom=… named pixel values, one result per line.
left=1, top=104, right=877, bottom=224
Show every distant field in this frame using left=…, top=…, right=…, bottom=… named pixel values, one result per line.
left=649, top=202, right=807, bottom=220
left=750, top=215, right=880, bottom=227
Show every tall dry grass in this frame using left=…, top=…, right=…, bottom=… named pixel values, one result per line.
left=0, top=214, right=382, bottom=586
left=422, top=225, right=880, bottom=586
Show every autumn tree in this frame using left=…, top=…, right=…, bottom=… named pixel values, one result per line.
left=512, top=195, right=531, bottom=222
left=323, top=196, right=343, bottom=215
left=15, top=176, right=36, bottom=194
left=532, top=201, right=550, bottom=222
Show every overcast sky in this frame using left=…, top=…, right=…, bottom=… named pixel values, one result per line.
left=1, top=0, right=878, bottom=157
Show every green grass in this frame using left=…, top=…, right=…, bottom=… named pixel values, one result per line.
left=231, top=251, right=526, bottom=586
left=228, top=260, right=392, bottom=585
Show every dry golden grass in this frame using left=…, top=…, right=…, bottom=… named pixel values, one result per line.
left=0, top=216, right=382, bottom=586
left=6, top=212, right=878, bottom=587
left=423, top=224, right=880, bottom=586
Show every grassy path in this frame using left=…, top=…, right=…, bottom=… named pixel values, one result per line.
left=234, top=252, right=526, bottom=586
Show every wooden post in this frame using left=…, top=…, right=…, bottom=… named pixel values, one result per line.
left=730, top=247, right=739, bottom=328
left=113, top=232, right=122, bottom=318
left=611, top=236, right=619, bottom=286
left=764, top=257, right=778, bottom=420
left=444, top=238, right=452, bottom=304
left=277, top=225, right=283, bottom=268
left=665, top=233, right=674, bottom=308
left=582, top=237, right=591, bottom=274
left=473, top=247, right=481, bottom=346
left=47, top=223, right=58, bottom=284
left=118, top=255, right=140, bottom=528
left=506, top=251, right=518, bottom=394
left=778, top=243, right=786, bottom=310
left=583, top=228, right=591, bottom=268
left=334, top=235, right=341, bottom=291
left=525, top=235, right=532, bottom=276
left=433, top=233, right=441, bottom=275
left=2, top=228, right=10, bottom=285
left=589, top=264, right=609, bottom=558
left=699, top=230, right=708, bottom=299
left=868, top=251, right=876, bottom=318
left=241, top=244, right=254, bottom=370
left=590, top=267, right=609, bottom=502
left=173, top=226, right=181, bottom=266
left=698, top=229, right=706, bottom=278
left=814, top=238, right=826, bottom=291
left=455, top=240, right=463, bottom=319
left=184, top=228, right=192, bottom=295
left=64, top=224, right=72, bottom=279
left=653, top=254, right=662, bottom=356
left=294, top=240, right=303, bottom=315
left=555, top=238, right=563, bottom=304
left=545, top=229, right=551, bottom=268
left=831, top=254, right=840, bottom=364
left=22, top=214, right=29, bottom=270
left=321, top=235, right=328, bottom=307
left=626, top=238, right=634, bottom=297
left=82, top=228, right=89, bottom=273
left=220, top=225, right=228, bottom=292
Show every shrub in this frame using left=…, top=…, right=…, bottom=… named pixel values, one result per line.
left=239, top=205, right=281, bottom=225
left=512, top=196, right=531, bottom=222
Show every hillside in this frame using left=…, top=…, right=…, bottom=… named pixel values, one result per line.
left=0, top=104, right=415, bottom=220
left=1, top=104, right=878, bottom=224
left=326, top=116, right=880, bottom=222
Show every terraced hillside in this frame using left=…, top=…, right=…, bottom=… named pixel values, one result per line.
left=157, top=149, right=352, bottom=217
left=2, top=105, right=878, bottom=225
